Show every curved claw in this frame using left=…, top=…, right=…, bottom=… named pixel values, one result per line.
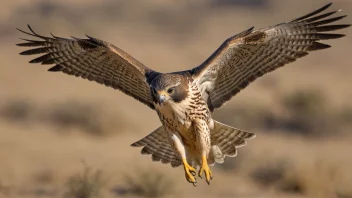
left=190, top=170, right=196, bottom=176
left=183, top=161, right=197, bottom=185
left=186, top=176, right=196, bottom=184
left=198, top=156, right=213, bottom=184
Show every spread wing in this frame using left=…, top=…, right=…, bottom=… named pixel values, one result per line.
left=17, top=25, right=157, bottom=109
left=190, top=3, right=350, bottom=112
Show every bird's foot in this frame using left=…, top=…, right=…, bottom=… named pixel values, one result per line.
left=182, top=159, right=197, bottom=186
left=198, top=155, right=213, bottom=185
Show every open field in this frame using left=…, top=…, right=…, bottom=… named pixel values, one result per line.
left=1, top=0, right=352, bottom=198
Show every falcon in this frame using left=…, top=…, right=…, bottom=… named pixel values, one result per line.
left=17, top=3, right=349, bottom=186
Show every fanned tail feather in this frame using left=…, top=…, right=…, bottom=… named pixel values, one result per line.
left=209, top=120, right=255, bottom=165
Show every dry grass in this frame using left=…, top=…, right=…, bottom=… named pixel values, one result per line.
left=283, top=161, right=338, bottom=197
left=227, top=143, right=352, bottom=198
left=117, top=168, right=176, bottom=198
left=32, top=170, right=56, bottom=184
left=216, top=89, right=352, bottom=138
left=0, top=99, right=34, bottom=123
left=65, top=165, right=107, bottom=198
left=0, top=178, right=12, bottom=197
left=280, top=89, right=352, bottom=137
left=0, top=99, right=126, bottom=136
left=280, top=89, right=334, bottom=136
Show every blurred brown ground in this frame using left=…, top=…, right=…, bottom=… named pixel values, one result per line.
left=0, top=0, right=352, bottom=198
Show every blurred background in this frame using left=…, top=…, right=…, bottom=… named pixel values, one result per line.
left=1, top=0, right=352, bottom=198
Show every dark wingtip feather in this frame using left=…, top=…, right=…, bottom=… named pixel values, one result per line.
left=309, top=15, right=348, bottom=26
left=315, top=33, right=346, bottom=40
left=50, top=32, right=60, bottom=39
left=17, top=24, right=51, bottom=40
left=16, top=43, right=29, bottom=47
left=85, top=34, right=97, bottom=41
left=16, top=38, right=46, bottom=47
left=29, top=53, right=52, bottom=64
left=292, top=3, right=333, bottom=22
left=246, top=26, right=255, bottom=32
left=141, top=147, right=152, bottom=155
left=19, top=50, right=32, bottom=55
left=307, top=42, right=331, bottom=51
left=316, top=24, right=351, bottom=32
left=16, top=27, right=35, bottom=37
left=295, top=51, right=309, bottom=58
left=16, top=28, right=23, bottom=33
left=332, top=34, right=346, bottom=39
left=19, top=47, right=49, bottom=55
left=303, top=11, right=340, bottom=23
left=29, top=58, right=42, bottom=64
left=50, top=32, right=70, bottom=40
left=71, top=36, right=82, bottom=40
left=48, top=65, right=63, bottom=72
left=130, top=142, right=142, bottom=147
left=42, top=59, right=56, bottom=65
left=27, top=24, right=36, bottom=35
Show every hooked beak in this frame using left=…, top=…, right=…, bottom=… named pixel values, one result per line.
left=151, top=87, right=168, bottom=105
left=158, top=94, right=167, bottom=104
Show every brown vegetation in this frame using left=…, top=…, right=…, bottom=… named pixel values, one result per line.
left=65, top=165, right=107, bottom=198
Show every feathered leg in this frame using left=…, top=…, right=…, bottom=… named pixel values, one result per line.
left=167, top=130, right=197, bottom=186
left=193, top=119, right=213, bottom=184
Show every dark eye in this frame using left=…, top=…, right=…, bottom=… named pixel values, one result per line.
left=167, top=88, right=174, bottom=94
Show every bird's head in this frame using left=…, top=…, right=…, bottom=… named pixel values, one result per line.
left=150, top=73, right=189, bottom=105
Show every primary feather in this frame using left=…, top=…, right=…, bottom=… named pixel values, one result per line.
left=17, top=25, right=156, bottom=109
left=191, top=3, right=350, bottom=112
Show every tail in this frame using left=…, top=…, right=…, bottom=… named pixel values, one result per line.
left=208, top=120, right=255, bottom=165
left=131, top=126, right=182, bottom=168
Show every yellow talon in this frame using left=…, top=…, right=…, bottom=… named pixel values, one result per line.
left=182, top=158, right=197, bottom=185
left=198, top=156, right=213, bottom=184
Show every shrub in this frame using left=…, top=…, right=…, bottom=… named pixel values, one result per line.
left=65, top=165, right=107, bottom=198
left=119, top=168, right=175, bottom=198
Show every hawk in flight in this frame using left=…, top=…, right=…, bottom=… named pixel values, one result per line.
left=17, top=3, right=349, bottom=185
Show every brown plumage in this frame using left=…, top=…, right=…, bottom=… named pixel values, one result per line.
left=190, top=3, right=350, bottom=111
left=17, top=26, right=156, bottom=109
left=17, top=3, right=349, bottom=186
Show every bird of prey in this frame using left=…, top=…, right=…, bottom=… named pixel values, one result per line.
left=17, top=3, right=349, bottom=186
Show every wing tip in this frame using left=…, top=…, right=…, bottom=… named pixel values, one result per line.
left=48, top=65, right=63, bottom=72
left=247, top=133, right=256, bottom=140
left=322, top=2, right=333, bottom=11
left=316, top=24, right=351, bottom=32
left=130, top=141, right=144, bottom=147
left=130, top=143, right=138, bottom=147
left=29, top=59, right=38, bottom=64
left=16, top=27, right=31, bottom=37
left=291, top=2, right=334, bottom=22
left=307, top=42, right=331, bottom=51
left=17, top=24, right=51, bottom=40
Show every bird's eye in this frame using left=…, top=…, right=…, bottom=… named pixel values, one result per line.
left=167, top=88, right=174, bottom=94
